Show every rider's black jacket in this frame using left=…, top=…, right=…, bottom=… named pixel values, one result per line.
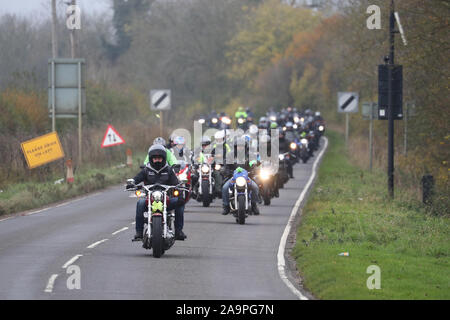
left=133, top=163, right=179, bottom=186
left=279, top=137, right=290, bottom=154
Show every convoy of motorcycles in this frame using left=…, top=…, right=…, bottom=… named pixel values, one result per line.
left=127, top=107, right=325, bottom=257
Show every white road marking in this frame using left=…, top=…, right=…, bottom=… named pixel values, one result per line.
left=23, top=191, right=104, bottom=216
left=112, top=227, right=128, bottom=235
left=87, top=239, right=108, bottom=249
left=62, top=254, right=83, bottom=269
left=44, top=274, right=59, bottom=293
left=277, top=137, right=328, bottom=300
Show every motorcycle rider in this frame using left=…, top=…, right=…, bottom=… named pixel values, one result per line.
left=221, top=136, right=262, bottom=215
left=279, top=130, right=294, bottom=179
left=144, top=137, right=178, bottom=166
left=191, top=136, right=213, bottom=199
left=171, top=136, right=191, bottom=162
left=127, top=144, right=187, bottom=241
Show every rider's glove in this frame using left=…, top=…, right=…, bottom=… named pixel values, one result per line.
left=126, top=178, right=135, bottom=189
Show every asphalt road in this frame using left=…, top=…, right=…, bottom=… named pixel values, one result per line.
left=0, top=142, right=325, bottom=300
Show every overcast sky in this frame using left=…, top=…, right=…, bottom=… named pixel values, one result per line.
left=0, top=0, right=112, bottom=19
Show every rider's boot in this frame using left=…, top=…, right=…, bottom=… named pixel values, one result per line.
left=222, top=204, right=230, bottom=215
left=251, top=202, right=260, bottom=215
left=175, top=230, right=187, bottom=241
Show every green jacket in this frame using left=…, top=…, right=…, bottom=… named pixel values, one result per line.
left=144, top=148, right=177, bottom=166
left=235, top=110, right=248, bottom=119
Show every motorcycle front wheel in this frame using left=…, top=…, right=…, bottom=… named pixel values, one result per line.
left=237, top=194, right=246, bottom=225
left=151, top=216, right=164, bottom=258
left=201, top=180, right=211, bottom=207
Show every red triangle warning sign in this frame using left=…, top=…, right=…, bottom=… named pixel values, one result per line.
left=101, top=125, right=125, bottom=148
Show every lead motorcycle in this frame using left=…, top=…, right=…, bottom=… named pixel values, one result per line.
left=128, top=183, right=188, bottom=258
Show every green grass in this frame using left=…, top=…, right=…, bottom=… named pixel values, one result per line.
left=293, top=131, right=450, bottom=299
left=0, top=153, right=147, bottom=216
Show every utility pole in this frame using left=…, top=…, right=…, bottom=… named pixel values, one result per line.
left=51, top=0, right=58, bottom=132
left=387, top=0, right=396, bottom=198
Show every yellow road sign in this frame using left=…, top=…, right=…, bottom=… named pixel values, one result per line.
left=21, top=132, right=65, bottom=169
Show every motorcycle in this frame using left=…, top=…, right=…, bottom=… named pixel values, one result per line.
left=228, top=167, right=253, bottom=225
left=255, top=162, right=277, bottom=205
left=278, top=152, right=290, bottom=188
left=197, top=155, right=215, bottom=207
left=173, top=160, right=192, bottom=204
left=128, top=183, right=187, bottom=258
left=236, top=116, right=248, bottom=131
left=299, top=138, right=310, bottom=163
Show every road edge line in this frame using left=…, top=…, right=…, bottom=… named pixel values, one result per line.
left=277, top=136, right=329, bottom=300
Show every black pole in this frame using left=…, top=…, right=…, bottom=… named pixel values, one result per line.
left=388, top=0, right=395, bottom=198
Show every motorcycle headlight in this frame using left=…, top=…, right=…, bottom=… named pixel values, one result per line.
left=290, top=142, right=297, bottom=150
left=152, top=191, right=163, bottom=201
left=238, top=118, right=245, bottom=124
left=215, top=164, right=221, bottom=171
left=201, top=164, right=210, bottom=174
left=212, top=118, right=218, bottom=124
left=135, top=190, right=143, bottom=197
left=319, top=125, right=324, bottom=131
left=260, top=169, right=270, bottom=181
left=283, top=127, right=287, bottom=131
left=236, top=176, right=247, bottom=187
left=300, top=117, right=305, bottom=123
left=222, top=117, right=231, bottom=125
left=301, top=139, right=308, bottom=145
left=294, top=116, right=300, bottom=123
left=293, top=124, right=298, bottom=129
left=270, top=116, right=277, bottom=121
left=279, top=154, right=285, bottom=161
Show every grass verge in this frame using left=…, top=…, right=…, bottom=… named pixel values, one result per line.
left=293, top=131, right=449, bottom=299
left=0, top=153, right=147, bottom=216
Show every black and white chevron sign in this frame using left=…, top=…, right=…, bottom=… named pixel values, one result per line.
left=150, top=90, right=171, bottom=110
left=337, top=92, right=359, bottom=113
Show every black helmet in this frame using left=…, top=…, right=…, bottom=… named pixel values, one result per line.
left=148, top=144, right=167, bottom=171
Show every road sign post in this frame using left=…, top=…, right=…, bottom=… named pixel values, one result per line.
left=363, top=102, right=377, bottom=171
left=338, top=92, right=359, bottom=149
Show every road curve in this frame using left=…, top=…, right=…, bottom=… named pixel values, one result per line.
left=0, top=141, right=326, bottom=300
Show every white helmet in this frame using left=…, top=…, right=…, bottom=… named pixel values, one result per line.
left=249, top=124, right=258, bottom=135
left=214, top=130, right=225, bottom=141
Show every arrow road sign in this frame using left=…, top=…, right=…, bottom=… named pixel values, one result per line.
left=151, top=90, right=171, bottom=110
left=338, top=92, right=359, bottom=113
left=101, top=125, right=125, bottom=148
